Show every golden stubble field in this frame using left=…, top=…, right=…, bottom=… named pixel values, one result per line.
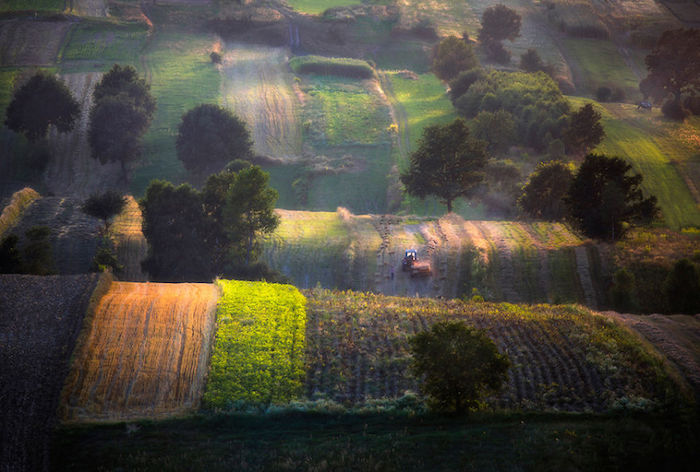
left=60, top=281, right=220, bottom=421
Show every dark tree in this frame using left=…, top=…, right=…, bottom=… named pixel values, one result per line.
left=409, top=321, right=510, bottom=414
left=0, top=234, right=22, bottom=273
left=565, top=153, right=658, bottom=240
left=176, top=104, right=253, bottom=177
left=478, top=4, right=521, bottom=63
left=469, top=109, right=516, bottom=154
left=610, top=268, right=637, bottom=313
left=88, top=65, right=155, bottom=180
left=448, top=68, right=485, bottom=102
left=642, top=28, right=700, bottom=118
left=664, top=259, right=700, bottom=314
left=519, top=48, right=553, bottom=76
left=81, top=191, right=127, bottom=231
left=5, top=73, right=79, bottom=141
left=518, top=160, right=573, bottom=220
left=401, top=119, right=488, bottom=213
left=432, top=36, right=479, bottom=82
left=140, top=180, right=212, bottom=282
left=563, top=103, right=605, bottom=157
left=223, top=166, right=279, bottom=267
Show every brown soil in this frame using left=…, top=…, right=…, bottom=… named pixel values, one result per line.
left=0, top=274, right=99, bottom=472
left=0, top=18, right=73, bottom=66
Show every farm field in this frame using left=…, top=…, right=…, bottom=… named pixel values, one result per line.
left=204, top=280, right=307, bottom=408
left=286, top=0, right=362, bottom=16
left=0, top=186, right=40, bottom=237
left=304, top=289, right=682, bottom=410
left=0, top=18, right=71, bottom=66
left=0, top=274, right=99, bottom=472
left=60, top=281, right=219, bottom=421
left=110, top=195, right=148, bottom=281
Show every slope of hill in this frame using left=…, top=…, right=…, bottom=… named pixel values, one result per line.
left=0, top=273, right=99, bottom=472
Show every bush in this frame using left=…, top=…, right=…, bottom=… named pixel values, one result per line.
left=482, top=39, right=511, bottom=64
left=448, top=68, right=485, bottom=102
left=432, top=36, right=479, bottom=82
left=289, top=55, right=374, bottom=79
left=661, top=100, right=689, bottom=120
left=596, top=86, right=612, bottom=102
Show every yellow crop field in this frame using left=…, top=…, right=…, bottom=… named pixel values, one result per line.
left=110, top=196, right=148, bottom=281
left=60, top=282, right=220, bottom=421
left=0, top=187, right=40, bottom=238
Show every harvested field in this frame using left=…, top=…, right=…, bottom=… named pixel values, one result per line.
left=607, top=312, right=700, bottom=397
left=110, top=195, right=148, bottom=281
left=0, top=274, right=99, bottom=472
left=45, top=71, right=125, bottom=197
left=0, top=18, right=72, bottom=66
left=9, top=196, right=102, bottom=274
left=0, top=186, right=40, bottom=238
left=305, top=289, right=680, bottom=411
left=60, top=281, right=220, bottom=421
left=220, top=43, right=301, bottom=160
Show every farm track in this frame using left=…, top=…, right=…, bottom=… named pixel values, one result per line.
left=305, top=290, right=670, bottom=411
left=60, top=282, right=219, bottom=421
left=46, top=72, right=125, bottom=197
left=0, top=274, right=99, bottom=472
left=111, top=196, right=148, bottom=281
left=10, top=196, right=102, bottom=274
left=220, top=43, right=301, bottom=160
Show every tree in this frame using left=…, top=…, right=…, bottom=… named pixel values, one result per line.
left=563, top=103, right=604, bottom=157
left=565, top=153, right=658, bottom=240
left=518, top=160, right=573, bottom=220
left=5, top=73, right=79, bottom=141
left=409, top=321, right=510, bottom=414
left=82, top=191, right=127, bottom=232
left=223, top=166, right=279, bottom=267
left=469, top=109, right=516, bottom=154
left=448, top=68, right=485, bottom=103
left=664, top=259, right=700, bottom=314
left=0, top=234, right=22, bottom=273
left=88, top=65, right=155, bottom=180
left=478, top=5, right=521, bottom=63
left=432, top=36, right=479, bottom=82
left=642, top=28, right=700, bottom=118
left=519, top=48, right=553, bottom=76
left=176, top=104, right=253, bottom=177
left=401, top=119, right=488, bottom=213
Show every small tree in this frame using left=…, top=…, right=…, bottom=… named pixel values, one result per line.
left=82, top=191, right=127, bottom=232
left=478, top=4, right=521, bottom=63
left=176, top=104, right=253, bottom=177
left=401, top=119, right=488, bottom=213
left=518, top=161, right=573, bottom=220
left=664, top=259, right=700, bottom=314
left=409, top=321, right=510, bottom=414
left=565, top=153, right=658, bottom=240
left=563, top=103, right=605, bottom=157
left=5, top=73, right=80, bottom=141
left=432, top=36, right=479, bottom=82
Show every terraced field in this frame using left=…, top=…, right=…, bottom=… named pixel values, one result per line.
left=61, top=281, right=219, bottom=421
left=305, top=289, right=680, bottom=410
left=0, top=274, right=99, bottom=472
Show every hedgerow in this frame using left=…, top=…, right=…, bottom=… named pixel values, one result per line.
left=289, top=55, right=374, bottom=79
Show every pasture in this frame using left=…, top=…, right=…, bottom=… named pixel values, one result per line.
left=61, top=281, right=219, bottom=421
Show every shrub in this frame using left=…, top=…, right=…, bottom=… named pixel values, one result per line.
left=596, top=86, right=612, bottom=102
left=432, top=36, right=479, bottom=82
left=661, top=100, right=689, bottom=120
left=448, top=68, right=485, bottom=102
left=210, top=51, right=222, bottom=64
left=289, top=55, right=374, bottom=79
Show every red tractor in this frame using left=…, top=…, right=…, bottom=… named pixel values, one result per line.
left=402, top=249, right=431, bottom=277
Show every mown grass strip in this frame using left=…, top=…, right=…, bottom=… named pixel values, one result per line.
left=204, top=280, right=307, bottom=408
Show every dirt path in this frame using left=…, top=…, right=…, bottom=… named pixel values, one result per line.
left=378, top=72, right=410, bottom=160
left=45, top=72, right=125, bottom=197
left=111, top=196, right=148, bottom=281
left=220, top=43, right=301, bottom=160
left=60, top=281, right=220, bottom=421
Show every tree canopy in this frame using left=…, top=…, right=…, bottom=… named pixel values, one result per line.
left=432, top=36, right=479, bottom=82
left=565, top=154, right=658, bottom=240
left=81, top=191, right=127, bottom=231
left=478, top=4, right=521, bottom=63
left=5, top=73, right=79, bottom=141
left=401, top=119, right=488, bottom=213
left=176, top=104, right=253, bottom=177
left=563, top=103, right=605, bottom=157
left=518, top=160, right=573, bottom=220
left=409, top=321, right=510, bottom=414
left=642, top=28, right=700, bottom=111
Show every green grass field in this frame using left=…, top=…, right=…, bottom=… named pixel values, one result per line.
left=0, top=0, right=63, bottom=12
left=60, top=20, right=148, bottom=64
left=203, top=280, right=306, bottom=408
left=131, top=31, right=221, bottom=195
left=567, top=98, right=700, bottom=230
left=286, top=0, right=362, bottom=15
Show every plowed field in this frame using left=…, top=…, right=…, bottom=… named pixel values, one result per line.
left=305, top=289, right=679, bottom=411
left=0, top=18, right=72, bottom=66
left=60, top=282, right=219, bottom=421
left=0, top=274, right=98, bottom=472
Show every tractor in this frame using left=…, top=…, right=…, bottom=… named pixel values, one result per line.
left=402, top=249, right=431, bottom=277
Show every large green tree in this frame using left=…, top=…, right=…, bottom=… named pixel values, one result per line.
left=176, top=104, right=252, bottom=177
left=642, top=28, right=700, bottom=113
left=432, top=36, right=479, bottom=82
left=401, top=119, right=488, bottom=213
left=88, top=65, right=155, bottom=180
left=563, top=103, right=605, bottom=157
left=5, top=73, right=79, bottom=141
left=410, top=321, right=510, bottom=414
left=478, top=4, right=521, bottom=63
left=565, top=153, right=658, bottom=240
left=518, top=160, right=573, bottom=220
